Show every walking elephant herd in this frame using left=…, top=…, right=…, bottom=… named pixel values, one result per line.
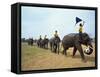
left=23, top=33, right=94, bottom=62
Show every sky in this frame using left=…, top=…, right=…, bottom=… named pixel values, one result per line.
left=21, top=6, right=95, bottom=40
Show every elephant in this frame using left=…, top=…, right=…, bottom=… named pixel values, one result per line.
left=28, top=38, right=33, bottom=46
left=37, top=38, right=49, bottom=49
left=49, top=37, right=61, bottom=54
left=40, top=38, right=49, bottom=49
left=37, top=38, right=42, bottom=47
left=62, top=33, right=93, bottom=62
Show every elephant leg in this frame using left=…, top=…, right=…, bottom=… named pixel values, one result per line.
left=57, top=44, right=59, bottom=54
left=45, top=44, right=46, bottom=49
left=50, top=43, right=52, bottom=51
left=45, top=42, right=46, bottom=48
left=62, top=48, right=65, bottom=55
left=63, top=48, right=67, bottom=56
left=65, top=48, right=68, bottom=56
left=47, top=44, right=49, bottom=49
left=43, top=44, right=45, bottom=48
left=73, top=46, right=77, bottom=56
left=56, top=44, right=59, bottom=54
left=47, top=44, right=48, bottom=49
left=54, top=45, right=57, bottom=53
left=51, top=43, right=54, bottom=52
left=46, top=44, right=48, bottom=49
left=53, top=44, right=55, bottom=53
left=51, top=45, right=53, bottom=51
left=75, top=43, right=86, bottom=62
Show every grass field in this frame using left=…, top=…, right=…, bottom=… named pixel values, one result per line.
left=21, top=42, right=95, bottom=71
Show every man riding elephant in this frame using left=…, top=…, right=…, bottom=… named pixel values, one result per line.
left=49, top=30, right=61, bottom=54
left=76, top=17, right=84, bottom=42
left=41, top=35, right=49, bottom=49
left=79, top=23, right=83, bottom=42
left=62, top=33, right=93, bottom=62
left=54, top=30, right=59, bottom=38
left=44, top=35, right=49, bottom=49
left=37, top=35, right=42, bottom=47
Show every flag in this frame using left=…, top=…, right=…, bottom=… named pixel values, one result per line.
left=75, top=17, right=85, bottom=26
left=76, top=17, right=82, bottom=24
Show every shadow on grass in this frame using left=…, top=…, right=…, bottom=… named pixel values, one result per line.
left=59, top=52, right=95, bottom=62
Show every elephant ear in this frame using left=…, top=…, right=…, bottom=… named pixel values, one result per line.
left=83, top=33, right=90, bottom=41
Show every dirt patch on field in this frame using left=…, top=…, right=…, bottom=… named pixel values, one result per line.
left=21, top=43, right=95, bottom=71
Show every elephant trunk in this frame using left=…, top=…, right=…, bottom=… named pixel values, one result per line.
left=85, top=41, right=93, bottom=55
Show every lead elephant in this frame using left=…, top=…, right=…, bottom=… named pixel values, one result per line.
left=62, top=33, right=93, bottom=62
